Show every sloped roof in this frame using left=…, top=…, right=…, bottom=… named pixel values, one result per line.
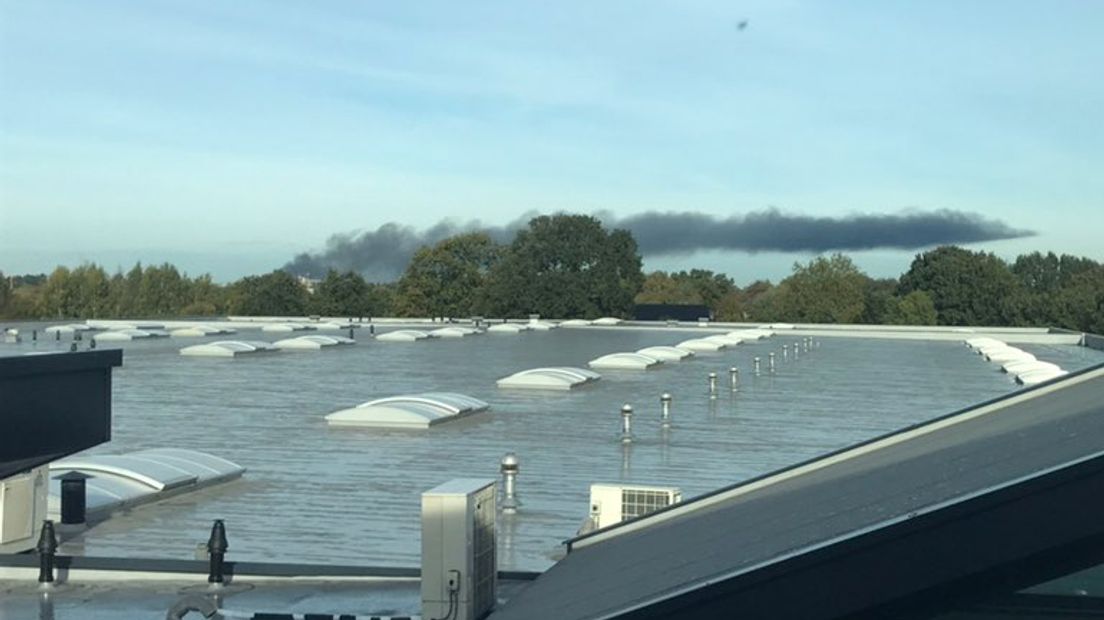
left=490, top=365, right=1104, bottom=620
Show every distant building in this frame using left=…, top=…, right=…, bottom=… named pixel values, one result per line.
left=296, top=275, right=320, bottom=294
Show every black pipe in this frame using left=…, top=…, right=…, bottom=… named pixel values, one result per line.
left=207, top=520, right=228, bottom=584
left=36, top=521, right=58, bottom=584
left=57, top=472, right=92, bottom=525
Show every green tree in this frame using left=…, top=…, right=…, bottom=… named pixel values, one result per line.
left=860, top=277, right=899, bottom=324
left=744, top=281, right=782, bottom=322
left=885, top=290, right=938, bottom=325
left=483, top=215, right=644, bottom=318
left=394, top=233, right=500, bottom=317
left=1012, top=251, right=1099, bottom=293
left=672, top=269, right=735, bottom=309
left=178, top=273, right=225, bottom=316
left=713, top=290, right=745, bottom=321
left=312, top=270, right=374, bottom=317
left=0, top=271, right=10, bottom=317
left=771, top=254, right=868, bottom=323
left=898, top=246, right=1023, bottom=326
left=634, top=271, right=704, bottom=305
left=137, top=263, right=190, bottom=316
left=365, top=282, right=396, bottom=317
left=69, top=263, right=111, bottom=318
left=1053, top=266, right=1104, bottom=333
left=39, top=266, right=75, bottom=318
left=228, top=270, right=309, bottom=316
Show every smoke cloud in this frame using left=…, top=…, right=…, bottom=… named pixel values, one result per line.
left=285, top=208, right=1033, bottom=281
left=617, top=208, right=1033, bottom=256
left=284, top=216, right=532, bottom=282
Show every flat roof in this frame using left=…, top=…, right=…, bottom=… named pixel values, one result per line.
left=1, top=320, right=1101, bottom=572
left=491, top=364, right=1104, bottom=619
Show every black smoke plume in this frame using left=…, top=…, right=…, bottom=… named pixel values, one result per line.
left=617, top=208, right=1033, bottom=255
left=284, top=208, right=1032, bottom=281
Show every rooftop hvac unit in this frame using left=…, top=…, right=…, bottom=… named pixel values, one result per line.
left=422, top=478, right=497, bottom=620
left=0, top=466, right=48, bottom=554
left=587, top=483, right=682, bottom=532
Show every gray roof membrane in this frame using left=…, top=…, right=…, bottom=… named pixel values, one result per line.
left=490, top=364, right=1104, bottom=620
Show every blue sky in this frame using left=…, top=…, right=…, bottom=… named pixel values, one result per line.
left=1, top=0, right=1102, bottom=283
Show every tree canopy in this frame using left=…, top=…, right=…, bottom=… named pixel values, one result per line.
left=898, top=246, right=1023, bottom=326
left=394, top=232, right=499, bottom=318
left=482, top=215, right=644, bottom=318
left=2, top=242, right=1101, bottom=333
left=770, top=254, right=868, bottom=323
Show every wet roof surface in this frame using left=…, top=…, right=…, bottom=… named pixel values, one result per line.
left=0, top=576, right=534, bottom=620
left=2, top=322, right=1102, bottom=571
left=490, top=366, right=1104, bottom=619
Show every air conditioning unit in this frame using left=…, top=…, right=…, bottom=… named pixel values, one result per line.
left=0, top=466, right=48, bottom=554
left=422, top=478, right=497, bottom=620
left=586, top=483, right=682, bottom=531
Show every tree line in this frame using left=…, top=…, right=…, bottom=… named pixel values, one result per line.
left=2, top=215, right=1102, bottom=332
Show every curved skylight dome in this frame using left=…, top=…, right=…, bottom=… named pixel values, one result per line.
left=376, top=329, right=431, bottom=342
left=636, top=346, right=694, bottom=362
left=733, top=328, right=773, bottom=339
left=1001, top=359, right=1061, bottom=375
left=88, top=320, right=164, bottom=330
left=588, top=352, right=661, bottom=370
left=704, top=334, right=743, bottom=346
left=497, top=367, right=601, bottom=390
left=560, top=319, right=592, bottom=327
left=1015, top=367, right=1070, bottom=386
left=310, top=321, right=357, bottom=331
left=274, top=335, right=356, bottom=350
left=44, top=323, right=94, bottom=334
left=170, top=325, right=236, bottom=337
left=967, top=338, right=1006, bottom=351
left=487, top=323, right=530, bottom=334
left=430, top=326, right=480, bottom=338
left=676, top=338, right=726, bottom=352
left=94, top=329, right=166, bottom=342
left=983, top=347, right=1035, bottom=364
left=261, top=323, right=314, bottom=333
left=974, top=342, right=1016, bottom=357
left=325, top=392, right=489, bottom=429
left=48, top=448, right=244, bottom=520
left=592, top=317, right=623, bottom=326
left=180, top=340, right=279, bottom=357
left=527, top=320, right=559, bottom=331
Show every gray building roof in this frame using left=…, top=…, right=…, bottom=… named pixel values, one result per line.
left=490, top=364, right=1104, bottom=620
